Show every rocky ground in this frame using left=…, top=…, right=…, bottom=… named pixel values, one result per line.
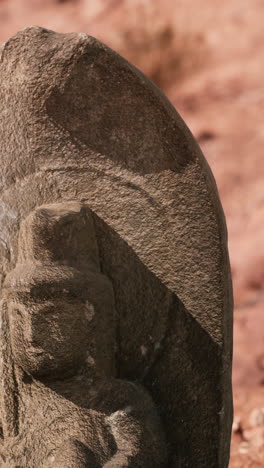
left=0, top=1, right=263, bottom=465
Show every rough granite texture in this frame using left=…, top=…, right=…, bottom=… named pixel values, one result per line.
left=0, top=27, right=233, bottom=467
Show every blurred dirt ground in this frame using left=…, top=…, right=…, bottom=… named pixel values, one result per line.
left=0, top=1, right=263, bottom=466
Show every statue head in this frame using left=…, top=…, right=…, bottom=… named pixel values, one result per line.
left=2, top=203, right=116, bottom=379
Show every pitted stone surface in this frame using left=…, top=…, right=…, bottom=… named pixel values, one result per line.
left=0, top=27, right=233, bottom=467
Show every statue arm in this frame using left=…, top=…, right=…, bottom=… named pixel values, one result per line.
left=50, top=382, right=167, bottom=468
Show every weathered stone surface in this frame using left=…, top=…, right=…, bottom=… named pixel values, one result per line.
left=0, top=27, right=233, bottom=467
left=0, top=202, right=167, bottom=467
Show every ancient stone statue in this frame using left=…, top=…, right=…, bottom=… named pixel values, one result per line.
left=0, top=27, right=233, bottom=467
left=0, top=202, right=167, bottom=467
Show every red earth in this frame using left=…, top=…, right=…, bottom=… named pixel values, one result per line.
left=0, top=1, right=263, bottom=465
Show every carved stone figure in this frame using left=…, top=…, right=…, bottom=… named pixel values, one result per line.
left=0, top=27, right=233, bottom=467
left=0, top=202, right=167, bottom=467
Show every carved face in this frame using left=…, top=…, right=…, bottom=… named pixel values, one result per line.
left=3, top=204, right=116, bottom=380
left=8, top=289, right=95, bottom=378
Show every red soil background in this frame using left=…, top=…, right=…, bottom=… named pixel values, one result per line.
left=0, top=1, right=263, bottom=465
